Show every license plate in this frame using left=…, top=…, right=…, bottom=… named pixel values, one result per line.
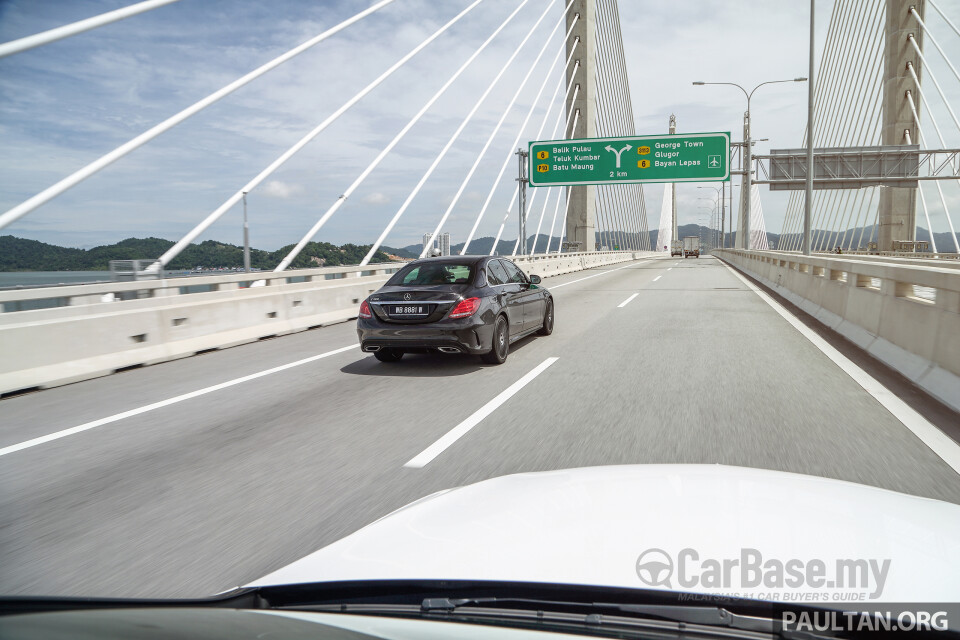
left=390, top=305, right=428, bottom=315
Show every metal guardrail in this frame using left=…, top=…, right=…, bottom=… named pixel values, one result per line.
left=719, top=249, right=960, bottom=305
left=0, top=251, right=637, bottom=314
left=813, top=250, right=960, bottom=260
left=716, top=249, right=960, bottom=412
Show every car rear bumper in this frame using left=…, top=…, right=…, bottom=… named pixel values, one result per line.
left=357, top=317, right=493, bottom=355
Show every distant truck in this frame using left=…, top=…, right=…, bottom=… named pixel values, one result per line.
left=682, top=236, right=700, bottom=258
left=670, top=240, right=683, bottom=257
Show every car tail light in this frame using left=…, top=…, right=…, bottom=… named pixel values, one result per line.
left=359, top=300, right=372, bottom=319
left=448, top=297, right=480, bottom=319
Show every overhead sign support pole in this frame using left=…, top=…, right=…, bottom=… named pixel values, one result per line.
left=517, top=148, right=529, bottom=254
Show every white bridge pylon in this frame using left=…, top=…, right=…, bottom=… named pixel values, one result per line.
left=655, top=183, right=673, bottom=251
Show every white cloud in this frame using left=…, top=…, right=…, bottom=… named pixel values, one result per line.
left=261, top=180, right=303, bottom=199
left=361, top=192, right=389, bottom=205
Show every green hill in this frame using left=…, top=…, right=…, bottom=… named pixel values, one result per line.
left=0, top=236, right=394, bottom=271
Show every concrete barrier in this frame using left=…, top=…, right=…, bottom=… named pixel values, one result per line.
left=716, top=249, right=960, bottom=412
left=0, top=251, right=653, bottom=394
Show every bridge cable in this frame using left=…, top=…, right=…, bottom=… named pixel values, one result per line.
left=409, top=5, right=575, bottom=261
left=527, top=75, right=582, bottom=254
left=607, top=0, right=649, bottom=250
left=811, top=0, right=881, bottom=251
left=542, top=110, right=579, bottom=254
left=907, top=36, right=960, bottom=137
left=543, top=95, right=584, bottom=254
left=504, top=38, right=586, bottom=256
left=927, top=0, right=960, bottom=41
left=602, top=0, right=644, bottom=249
left=469, top=10, right=582, bottom=254
left=152, top=0, right=484, bottom=270
left=437, top=51, right=577, bottom=257
left=360, top=3, right=570, bottom=264
left=905, top=62, right=956, bottom=247
left=811, top=0, right=868, bottom=250
left=548, top=0, right=640, bottom=254
left=0, top=0, right=396, bottom=233
left=780, top=0, right=858, bottom=249
left=416, top=9, right=577, bottom=260
left=781, top=0, right=851, bottom=248
left=449, top=0, right=577, bottom=255
left=592, top=13, right=621, bottom=251
left=906, top=91, right=960, bottom=252
left=910, top=9, right=960, bottom=88
left=280, top=0, right=526, bottom=269
left=905, top=130, right=939, bottom=252
left=816, top=0, right=881, bottom=251
left=830, top=39, right=883, bottom=252
left=824, top=0, right=882, bottom=250
left=456, top=56, right=578, bottom=257
left=595, top=2, right=623, bottom=250
left=541, top=85, right=582, bottom=253
left=0, top=0, right=181, bottom=58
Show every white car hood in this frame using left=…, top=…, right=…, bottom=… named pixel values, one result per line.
left=247, top=464, right=960, bottom=602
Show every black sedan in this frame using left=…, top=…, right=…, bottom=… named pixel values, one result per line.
left=357, top=256, right=553, bottom=364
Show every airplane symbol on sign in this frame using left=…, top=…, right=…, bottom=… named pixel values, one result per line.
left=605, top=144, right=632, bottom=168
left=708, top=155, right=720, bottom=168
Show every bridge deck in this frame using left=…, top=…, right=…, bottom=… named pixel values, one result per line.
left=1, top=255, right=958, bottom=598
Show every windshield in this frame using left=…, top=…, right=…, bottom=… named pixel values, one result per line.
left=3, top=1, right=960, bottom=636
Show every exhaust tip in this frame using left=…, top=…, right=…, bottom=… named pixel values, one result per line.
left=437, top=346, right=462, bottom=354
left=363, top=345, right=381, bottom=352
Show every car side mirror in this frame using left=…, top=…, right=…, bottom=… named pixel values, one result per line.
left=529, top=275, right=541, bottom=285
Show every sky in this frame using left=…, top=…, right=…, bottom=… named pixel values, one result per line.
left=1, top=0, right=959, bottom=251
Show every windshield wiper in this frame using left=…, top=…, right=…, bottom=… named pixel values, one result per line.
left=421, top=597, right=778, bottom=634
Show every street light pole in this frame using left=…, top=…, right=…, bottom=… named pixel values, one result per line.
left=242, top=191, right=251, bottom=273
left=698, top=185, right=723, bottom=249
left=698, top=197, right=718, bottom=249
left=693, top=77, right=806, bottom=250
left=743, top=105, right=752, bottom=250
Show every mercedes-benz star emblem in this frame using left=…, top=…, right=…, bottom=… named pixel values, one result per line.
left=635, top=549, right=674, bottom=588
left=403, top=293, right=412, bottom=301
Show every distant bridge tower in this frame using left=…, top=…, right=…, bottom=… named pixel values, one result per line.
left=879, top=0, right=924, bottom=251
left=565, top=0, right=597, bottom=251
left=669, top=114, right=678, bottom=244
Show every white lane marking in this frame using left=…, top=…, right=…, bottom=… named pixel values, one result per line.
left=0, top=344, right=360, bottom=457
left=550, top=261, right=648, bottom=289
left=722, top=263, right=960, bottom=476
left=617, top=293, right=639, bottom=308
left=404, top=357, right=559, bottom=469
left=653, top=275, right=662, bottom=282
left=667, top=267, right=673, bottom=271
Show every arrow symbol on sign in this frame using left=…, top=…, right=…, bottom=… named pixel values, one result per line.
left=605, top=144, right=632, bottom=168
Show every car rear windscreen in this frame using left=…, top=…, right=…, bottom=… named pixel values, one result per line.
left=387, top=263, right=475, bottom=286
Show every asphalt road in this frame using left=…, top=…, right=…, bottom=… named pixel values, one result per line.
left=2, top=255, right=959, bottom=598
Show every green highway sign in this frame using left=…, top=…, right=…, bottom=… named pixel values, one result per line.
left=528, top=132, right=730, bottom=187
